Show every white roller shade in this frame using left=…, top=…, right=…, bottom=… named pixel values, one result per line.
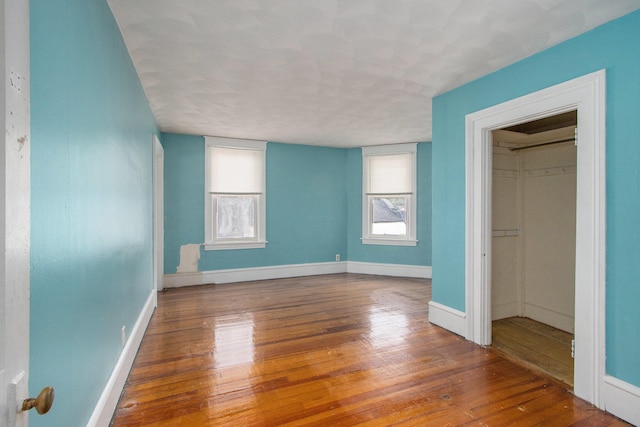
left=368, top=153, right=412, bottom=194
left=209, top=146, right=263, bottom=193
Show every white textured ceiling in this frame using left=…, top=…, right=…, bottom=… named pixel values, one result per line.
left=107, top=0, right=640, bottom=147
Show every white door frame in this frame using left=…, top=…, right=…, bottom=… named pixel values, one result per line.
left=153, top=135, right=164, bottom=291
left=2, top=0, right=32, bottom=426
left=465, top=70, right=606, bottom=407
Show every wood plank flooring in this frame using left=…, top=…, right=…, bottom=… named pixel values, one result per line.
left=110, top=274, right=627, bottom=426
left=492, top=317, right=574, bottom=387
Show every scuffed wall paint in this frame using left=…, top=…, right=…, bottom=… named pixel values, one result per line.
left=176, top=244, right=201, bottom=273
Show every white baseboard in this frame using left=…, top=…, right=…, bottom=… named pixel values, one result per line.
left=347, top=261, right=431, bottom=279
left=164, top=261, right=432, bottom=287
left=164, top=261, right=348, bottom=286
left=163, top=270, right=209, bottom=287
left=524, top=303, right=574, bottom=333
left=428, top=301, right=467, bottom=337
left=86, top=290, right=157, bottom=427
left=603, top=375, right=640, bottom=426
left=492, top=301, right=519, bottom=320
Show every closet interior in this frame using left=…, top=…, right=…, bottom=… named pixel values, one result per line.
left=490, top=111, right=577, bottom=387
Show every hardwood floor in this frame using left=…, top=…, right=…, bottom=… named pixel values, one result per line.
left=111, top=274, right=627, bottom=426
left=492, top=317, right=574, bottom=387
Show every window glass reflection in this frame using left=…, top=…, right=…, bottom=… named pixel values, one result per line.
left=368, top=308, right=408, bottom=348
left=213, top=314, right=255, bottom=368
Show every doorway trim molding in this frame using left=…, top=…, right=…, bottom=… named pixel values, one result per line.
left=464, top=70, right=606, bottom=407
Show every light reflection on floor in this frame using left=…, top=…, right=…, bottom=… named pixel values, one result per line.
left=213, top=313, right=255, bottom=368
left=368, top=307, right=409, bottom=348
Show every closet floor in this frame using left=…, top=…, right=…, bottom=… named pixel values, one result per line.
left=492, top=317, right=574, bottom=387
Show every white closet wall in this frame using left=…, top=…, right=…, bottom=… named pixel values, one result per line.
left=492, top=147, right=520, bottom=320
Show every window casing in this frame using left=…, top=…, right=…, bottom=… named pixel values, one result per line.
left=362, top=143, right=417, bottom=246
left=204, top=137, right=267, bottom=250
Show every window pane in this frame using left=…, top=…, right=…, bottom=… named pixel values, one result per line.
left=371, top=197, right=407, bottom=236
left=216, top=196, right=255, bottom=239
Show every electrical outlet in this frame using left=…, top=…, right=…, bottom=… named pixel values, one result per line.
left=335, top=254, right=340, bottom=262
left=121, top=325, right=127, bottom=347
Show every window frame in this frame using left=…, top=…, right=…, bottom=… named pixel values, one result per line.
left=362, top=143, right=417, bottom=246
left=204, top=136, right=267, bottom=251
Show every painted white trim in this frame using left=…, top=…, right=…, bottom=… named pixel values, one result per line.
left=86, top=291, right=157, bottom=427
left=361, top=238, right=417, bottom=247
left=603, top=376, right=640, bottom=426
left=465, top=69, right=606, bottom=407
left=491, top=301, right=518, bottom=320
left=428, top=302, right=467, bottom=337
left=347, top=262, right=431, bottom=279
left=2, top=1, right=31, bottom=425
left=465, top=112, right=494, bottom=345
left=524, top=303, right=574, bottom=333
left=164, top=271, right=210, bottom=287
left=203, top=241, right=267, bottom=251
left=361, top=143, right=418, bottom=156
left=164, top=261, right=433, bottom=287
left=0, top=0, right=31, bottom=427
left=164, top=262, right=347, bottom=286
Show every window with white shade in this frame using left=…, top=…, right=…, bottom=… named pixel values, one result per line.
left=204, top=137, right=267, bottom=250
left=362, top=143, right=417, bottom=246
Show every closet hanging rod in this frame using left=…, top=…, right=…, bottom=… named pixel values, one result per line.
left=509, top=137, right=575, bottom=151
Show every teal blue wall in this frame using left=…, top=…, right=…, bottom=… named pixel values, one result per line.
left=30, top=0, right=158, bottom=426
left=163, top=134, right=204, bottom=271
left=163, top=135, right=432, bottom=273
left=432, top=10, right=640, bottom=386
left=346, top=144, right=432, bottom=265
left=163, top=135, right=349, bottom=272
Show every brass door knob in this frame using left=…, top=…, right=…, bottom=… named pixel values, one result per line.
left=21, top=386, right=54, bottom=415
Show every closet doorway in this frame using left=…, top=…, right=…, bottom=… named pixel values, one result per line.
left=465, top=70, right=606, bottom=407
left=490, top=111, right=577, bottom=387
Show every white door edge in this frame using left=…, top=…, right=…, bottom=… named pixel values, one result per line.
left=2, top=0, right=31, bottom=426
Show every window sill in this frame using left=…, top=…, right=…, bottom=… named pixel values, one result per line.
left=361, top=238, right=417, bottom=247
left=203, top=241, right=267, bottom=251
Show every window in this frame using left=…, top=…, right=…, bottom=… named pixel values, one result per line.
left=362, top=143, right=417, bottom=246
left=204, top=137, right=267, bottom=250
